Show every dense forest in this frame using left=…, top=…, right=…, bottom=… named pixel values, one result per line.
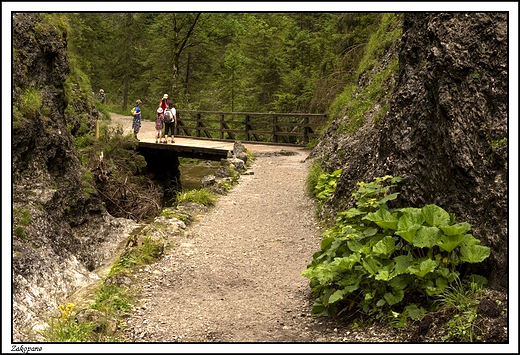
left=65, top=13, right=398, bottom=117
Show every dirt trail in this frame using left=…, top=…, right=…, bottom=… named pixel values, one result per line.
left=123, top=149, right=331, bottom=342
left=109, top=112, right=406, bottom=344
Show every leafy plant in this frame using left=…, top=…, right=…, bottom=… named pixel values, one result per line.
left=301, top=175, right=491, bottom=321
left=313, top=168, right=342, bottom=201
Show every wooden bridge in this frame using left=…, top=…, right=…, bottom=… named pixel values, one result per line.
left=137, top=110, right=326, bottom=160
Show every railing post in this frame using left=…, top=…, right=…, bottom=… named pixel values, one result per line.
left=304, top=116, right=309, bottom=144
left=273, top=115, right=278, bottom=143
left=196, top=113, right=201, bottom=138
left=220, top=114, right=225, bottom=140
left=175, top=112, right=179, bottom=136
left=95, top=120, right=100, bottom=139
left=245, top=115, right=250, bottom=142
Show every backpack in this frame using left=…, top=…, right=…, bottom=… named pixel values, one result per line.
left=164, top=109, right=173, bottom=123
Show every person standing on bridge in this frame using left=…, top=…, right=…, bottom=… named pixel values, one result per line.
left=132, top=99, right=142, bottom=141
left=158, top=94, right=170, bottom=112
left=155, top=107, right=165, bottom=143
left=163, top=106, right=176, bottom=144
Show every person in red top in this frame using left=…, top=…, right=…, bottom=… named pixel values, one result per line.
left=158, top=94, right=170, bottom=112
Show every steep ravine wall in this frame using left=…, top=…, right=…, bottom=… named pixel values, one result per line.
left=11, top=14, right=137, bottom=341
left=311, top=13, right=508, bottom=288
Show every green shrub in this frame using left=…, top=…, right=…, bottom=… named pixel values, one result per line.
left=302, top=176, right=491, bottom=320
left=313, top=168, right=342, bottom=201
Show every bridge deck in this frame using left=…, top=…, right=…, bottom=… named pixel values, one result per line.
left=138, top=137, right=234, bottom=160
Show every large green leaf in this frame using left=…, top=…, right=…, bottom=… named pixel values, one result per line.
left=413, top=226, right=442, bottom=248
left=389, top=275, right=409, bottom=289
left=397, top=208, right=425, bottom=230
left=405, top=304, right=426, bottom=320
left=347, top=240, right=364, bottom=252
left=375, top=262, right=397, bottom=281
left=360, top=227, right=379, bottom=238
left=363, top=208, right=398, bottom=230
left=439, top=222, right=471, bottom=236
left=372, top=235, right=396, bottom=255
left=422, top=204, right=450, bottom=227
left=362, top=257, right=381, bottom=276
left=461, top=234, right=481, bottom=247
left=339, top=208, right=366, bottom=219
left=383, top=288, right=404, bottom=305
left=437, top=233, right=466, bottom=252
left=407, top=259, right=439, bottom=278
left=378, top=192, right=399, bottom=205
left=320, top=236, right=334, bottom=250
left=395, top=224, right=421, bottom=244
left=459, top=245, right=491, bottom=263
left=336, top=253, right=361, bottom=269
left=328, top=289, right=347, bottom=304
left=393, top=254, right=413, bottom=274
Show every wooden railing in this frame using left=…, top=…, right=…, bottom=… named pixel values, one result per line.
left=174, top=110, right=326, bottom=145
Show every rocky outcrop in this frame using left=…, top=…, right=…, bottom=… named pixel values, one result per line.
left=11, top=13, right=137, bottom=340
left=311, top=13, right=508, bottom=288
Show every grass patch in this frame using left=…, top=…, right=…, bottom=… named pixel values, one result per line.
left=38, top=303, right=95, bottom=342
left=436, top=278, right=486, bottom=342
left=490, top=137, right=507, bottom=150
left=18, top=87, right=42, bottom=120
left=91, top=284, right=133, bottom=315
left=306, top=160, right=324, bottom=198
left=176, top=189, right=217, bottom=207
left=109, top=237, right=164, bottom=275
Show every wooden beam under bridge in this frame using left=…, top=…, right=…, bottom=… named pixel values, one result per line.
left=137, top=137, right=234, bottom=161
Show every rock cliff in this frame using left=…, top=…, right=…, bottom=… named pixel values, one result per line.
left=11, top=13, right=136, bottom=340
left=311, top=13, right=508, bottom=288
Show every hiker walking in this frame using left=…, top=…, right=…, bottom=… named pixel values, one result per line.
left=163, top=106, right=176, bottom=144
left=98, top=89, right=106, bottom=104
left=132, top=99, right=142, bottom=141
left=155, top=107, right=165, bottom=143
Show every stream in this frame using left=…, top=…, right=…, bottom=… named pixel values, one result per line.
left=178, top=159, right=222, bottom=190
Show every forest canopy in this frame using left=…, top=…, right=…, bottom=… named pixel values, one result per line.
left=65, top=12, right=389, bottom=115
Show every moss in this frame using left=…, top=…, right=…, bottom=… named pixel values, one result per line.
left=490, top=137, right=507, bottom=150
left=327, top=15, right=401, bottom=135
left=14, top=207, right=32, bottom=226
left=14, top=226, right=27, bottom=240
left=18, top=87, right=42, bottom=120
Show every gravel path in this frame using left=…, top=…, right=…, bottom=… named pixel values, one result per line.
left=110, top=112, right=410, bottom=346
left=123, top=149, right=332, bottom=342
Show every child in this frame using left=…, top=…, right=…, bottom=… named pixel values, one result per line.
left=155, top=107, right=165, bottom=143
left=132, top=100, right=142, bottom=140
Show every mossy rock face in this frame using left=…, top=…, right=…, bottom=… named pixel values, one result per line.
left=310, top=13, right=508, bottom=289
